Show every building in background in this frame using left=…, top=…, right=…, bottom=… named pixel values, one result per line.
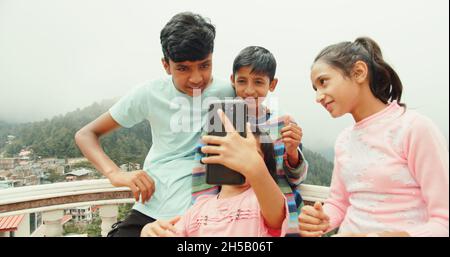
left=65, top=206, right=97, bottom=222
left=65, top=168, right=93, bottom=182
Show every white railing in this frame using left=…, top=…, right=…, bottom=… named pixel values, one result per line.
left=298, top=184, right=330, bottom=205
left=0, top=179, right=329, bottom=237
left=0, top=179, right=134, bottom=237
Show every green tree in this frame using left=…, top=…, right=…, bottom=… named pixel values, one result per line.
left=85, top=203, right=132, bottom=237
left=86, top=213, right=102, bottom=237
left=45, top=168, right=65, bottom=183
left=63, top=221, right=85, bottom=236
left=302, top=148, right=333, bottom=186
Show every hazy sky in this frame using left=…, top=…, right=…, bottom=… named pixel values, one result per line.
left=0, top=0, right=448, bottom=152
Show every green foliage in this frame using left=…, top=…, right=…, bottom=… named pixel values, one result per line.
left=4, top=142, right=22, bottom=157
left=85, top=203, right=132, bottom=237
left=70, top=161, right=95, bottom=170
left=0, top=121, right=14, bottom=149
left=63, top=221, right=85, bottom=236
left=0, top=100, right=334, bottom=188
left=0, top=99, right=152, bottom=165
left=118, top=203, right=133, bottom=221
left=86, top=212, right=102, bottom=237
left=302, top=148, right=333, bottom=186
left=45, top=168, right=66, bottom=183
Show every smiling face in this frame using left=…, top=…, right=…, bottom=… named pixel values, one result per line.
left=310, top=61, right=361, bottom=118
left=231, top=66, right=277, bottom=112
left=162, top=53, right=213, bottom=96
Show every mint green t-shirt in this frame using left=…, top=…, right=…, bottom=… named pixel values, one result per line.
left=109, top=76, right=235, bottom=219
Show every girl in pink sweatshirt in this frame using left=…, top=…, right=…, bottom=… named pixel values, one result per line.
left=141, top=111, right=289, bottom=237
left=298, top=37, right=449, bottom=237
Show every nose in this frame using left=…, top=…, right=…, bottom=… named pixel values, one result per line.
left=316, top=90, right=325, bottom=103
left=189, top=69, right=202, bottom=85
left=244, top=85, right=256, bottom=97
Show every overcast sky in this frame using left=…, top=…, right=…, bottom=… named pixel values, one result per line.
left=0, top=0, right=448, bottom=152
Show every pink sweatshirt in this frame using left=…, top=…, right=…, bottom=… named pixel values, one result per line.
left=175, top=188, right=289, bottom=237
left=324, top=101, right=449, bottom=237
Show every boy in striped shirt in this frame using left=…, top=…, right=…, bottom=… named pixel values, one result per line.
left=193, top=46, right=308, bottom=235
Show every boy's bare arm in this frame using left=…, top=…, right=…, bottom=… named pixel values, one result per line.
left=75, top=112, right=155, bottom=203
left=75, top=112, right=121, bottom=177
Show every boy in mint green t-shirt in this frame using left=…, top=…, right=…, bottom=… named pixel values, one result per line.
left=75, top=12, right=234, bottom=237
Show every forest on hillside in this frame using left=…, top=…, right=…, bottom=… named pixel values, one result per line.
left=0, top=100, right=332, bottom=186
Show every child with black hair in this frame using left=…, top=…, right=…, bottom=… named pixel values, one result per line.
left=141, top=111, right=289, bottom=237
left=192, top=46, right=308, bottom=235
left=75, top=12, right=235, bottom=237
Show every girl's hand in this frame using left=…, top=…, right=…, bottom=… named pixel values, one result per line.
left=280, top=116, right=303, bottom=157
left=298, top=201, right=330, bottom=237
left=140, top=216, right=181, bottom=237
left=200, top=109, right=262, bottom=177
left=108, top=170, right=155, bottom=203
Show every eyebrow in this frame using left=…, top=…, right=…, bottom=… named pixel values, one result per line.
left=199, top=60, right=211, bottom=66
left=252, top=76, right=266, bottom=81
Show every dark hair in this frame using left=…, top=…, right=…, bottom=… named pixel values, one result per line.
left=314, top=37, right=404, bottom=106
left=160, top=12, right=216, bottom=62
left=233, top=46, right=277, bottom=82
left=253, top=126, right=277, bottom=183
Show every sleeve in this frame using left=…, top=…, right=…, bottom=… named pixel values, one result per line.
left=174, top=207, right=194, bottom=237
left=402, top=116, right=449, bottom=237
left=283, top=145, right=308, bottom=186
left=109, top=82, right=153, bottom=128
left=323, top=155, right=350, bottom=232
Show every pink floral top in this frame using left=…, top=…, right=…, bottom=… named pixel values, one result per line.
left=175, top=188, right=289, bottom=237
left=324, top=101, right=449, bottom=237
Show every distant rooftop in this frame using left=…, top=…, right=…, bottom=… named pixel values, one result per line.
left=65, top=169, right=92, bottom=177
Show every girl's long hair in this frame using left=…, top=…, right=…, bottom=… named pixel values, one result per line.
left=314, top=37, right=404, bottom=106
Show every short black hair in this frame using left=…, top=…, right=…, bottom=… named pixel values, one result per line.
left=233, top=46, right=277, bottom=81
left=160, top=12, right=216, bottom=62
left=253, top=126, right=277, bottom=183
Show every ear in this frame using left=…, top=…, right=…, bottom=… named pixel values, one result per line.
left=352, top=61, right=369, bottom=84
left=161, top=58, right=171, bottom=75
left=269, top=78, right=278, bottom=92
left=230, top=74, right=235, bottom=89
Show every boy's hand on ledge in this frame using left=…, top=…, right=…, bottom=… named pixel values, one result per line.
left=108, top=170, right=155, bottom=203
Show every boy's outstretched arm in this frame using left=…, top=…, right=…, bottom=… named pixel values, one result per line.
left=75, top=112, right=154, bottom=203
